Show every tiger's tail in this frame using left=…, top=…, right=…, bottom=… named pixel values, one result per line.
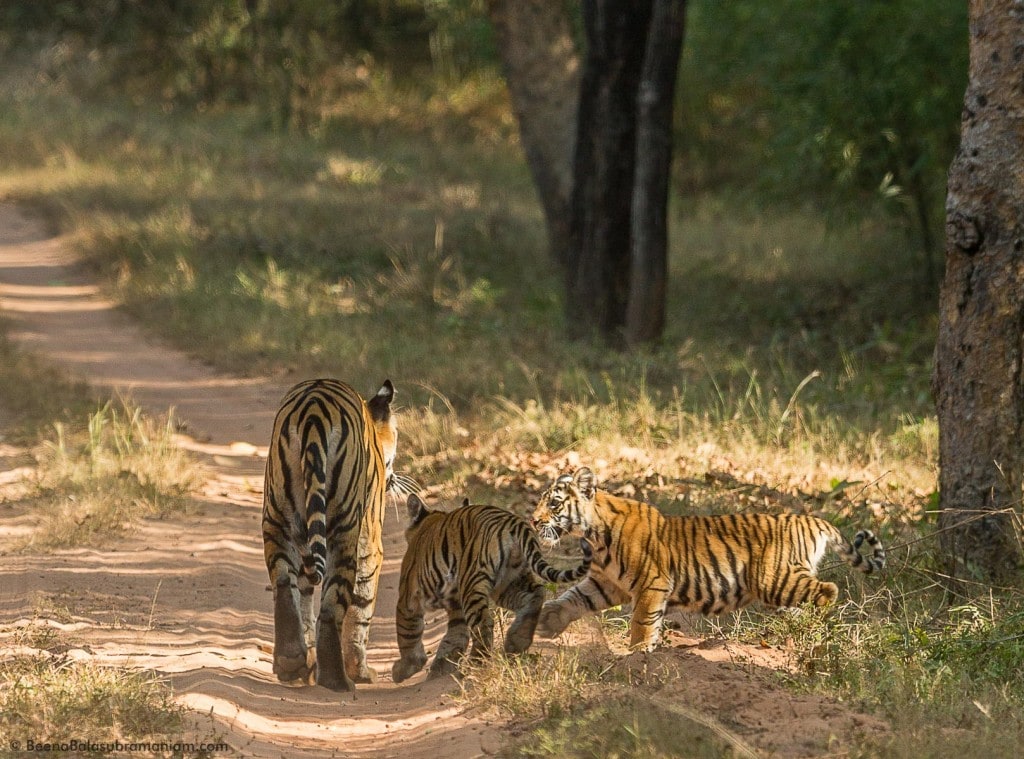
left=833, top=527, right=886, bottom=574
left=528, top=535, right=593, bottom=583
left=302, top=434, right=329, bottom=587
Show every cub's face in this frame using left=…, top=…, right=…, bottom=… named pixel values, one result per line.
left=532, top=468, right=596, bottom=544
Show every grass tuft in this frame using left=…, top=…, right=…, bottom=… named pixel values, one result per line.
left=0, top=637, right=183, bottom=749
left=17, top=401, right=199, bottom=550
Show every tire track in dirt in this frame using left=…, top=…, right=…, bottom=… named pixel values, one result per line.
left=0, top=205, right=501, bottom=758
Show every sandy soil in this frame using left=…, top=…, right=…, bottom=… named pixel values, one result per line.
left=0, top=204, right=888, bottom=757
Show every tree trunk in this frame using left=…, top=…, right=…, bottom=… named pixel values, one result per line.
left=626, top=0, right=687, bottom=347
left=484, top=0, right=580, bottom=267
left=934, top=1, right=1024, bottom=583
left=566, top=0, right=654, bottom=341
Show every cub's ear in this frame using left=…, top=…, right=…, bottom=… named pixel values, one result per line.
left=574, top=467, right=596, bottom=499
left=368, top=379, right=395, bottom=422
left=462, top=497, right=470, bottom=508
left=406, top=493, right=429, bottom=526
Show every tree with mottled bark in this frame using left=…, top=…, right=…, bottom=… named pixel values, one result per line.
left=487, top=0, right=687, bottom=346
left=934, top=0, right=1024, bottom=583
left=627, top=0, right=687, bottom=346
left=484, top=0, right=580, bottom=269
left=567, top=0, right=687, bottom=345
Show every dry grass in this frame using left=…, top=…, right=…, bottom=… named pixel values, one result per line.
left=0, top=624, right=179, bottom=750
left=0, top=327, right=93, bottom=442
left=16, top=401, right=199, bottom=551
left=0, top=622, right=223, bottom=758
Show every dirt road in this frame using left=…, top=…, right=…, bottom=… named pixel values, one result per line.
left=0, top=204, right=889, bottom=757
left=0, top=204, right=501, bottom=757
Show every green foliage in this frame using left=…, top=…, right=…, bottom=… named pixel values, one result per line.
left=0, top=328, right=93, bottom=441
left=681, top=0, right=967, bottom=275
left=0, top=1, right=496, bottom=132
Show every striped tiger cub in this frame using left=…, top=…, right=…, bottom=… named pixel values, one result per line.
left=262, top=378, right=397, bottom=691
left=532, top=467, right=885, bottom=652
left=392, top=494, right=592, bottom=683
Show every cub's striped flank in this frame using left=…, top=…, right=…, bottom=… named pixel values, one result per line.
left=533, top=467, right=884, bottom=651
left=392, top=496, right=591, bottom=683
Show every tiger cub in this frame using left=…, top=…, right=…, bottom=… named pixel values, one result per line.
left=392, top=494, right=592, bottom=683
left=262, top=378, right=397, bottom=691
left=532, top=467, right=885, bottom=652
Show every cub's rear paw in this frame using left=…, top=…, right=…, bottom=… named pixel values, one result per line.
left=427, top=656, right=460, bottom=680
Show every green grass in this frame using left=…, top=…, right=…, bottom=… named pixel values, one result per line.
left=0, top=327, right=94, bottom=442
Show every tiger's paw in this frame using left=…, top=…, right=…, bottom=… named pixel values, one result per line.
left=427, top=656, right=460, bottom=681
left=392, top=654, right=426, bottom=684
left=350, top=664, right=378, bottom=684
left=536, top=602, right=571, bottom=639
left=317, top=666, right=356, bottom=692
left=272, top=648, right=313, bottom=684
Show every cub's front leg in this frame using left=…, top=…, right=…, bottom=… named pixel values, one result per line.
left=537, top=572, right=629, bottom=638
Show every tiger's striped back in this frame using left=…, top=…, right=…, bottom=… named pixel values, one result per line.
left=532, top=467, right=884, bottom=651
left=392, top=496, right=591, bottom=683
left=262, top=378, right=396, bottom=691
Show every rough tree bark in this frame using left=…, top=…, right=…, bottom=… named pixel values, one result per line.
left=488, top=0, right=686, bottom=345
left=934, top=1, right=1024, bottom=583
left=566, top=0, right=654, bottom=340
left=484, top=0, right=580, bottom=267
left=626, top=0, right=687, bottom=346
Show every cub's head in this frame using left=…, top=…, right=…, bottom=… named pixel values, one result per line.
left=367, top=379, right=398, bottom=489
left=532, top=467, right=596, bottom=544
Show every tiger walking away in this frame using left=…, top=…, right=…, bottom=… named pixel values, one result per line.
left=532, top=467, right=885, bottom=652
left=262, top=378, right=397, bottom=691
left=392, top=494, right=592, bottom=683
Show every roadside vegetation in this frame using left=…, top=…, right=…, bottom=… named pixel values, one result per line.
left=0, top=624, right=219, bottom=757
left=0, top=331, right=196, bottom=551
left=1, top=4, right=1020, bottom=756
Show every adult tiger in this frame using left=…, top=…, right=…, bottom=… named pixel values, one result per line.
left=262, top=378, right=397, bottom=691
left=532, top=467, right=885, bottom=652
left=392, top=494, right=592, bottom=683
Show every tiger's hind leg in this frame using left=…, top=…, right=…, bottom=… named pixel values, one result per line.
left=764, top=566, right=838, bottom=609
left=497, top=575, right=545, bottom=655
left=392, top=593, right=428, bottom=684
left=342, top=507, right=386, bottom=684
left=428, top=602, right=471, bottom=680
left=343, top=589, right=380, bottom=685
left=266, top=529, right=315, bottom=684
left=271, top=572, right=315, bottom=683
left=315, top=536, right=361, bottom=691
left=537, top=573, right=628, bottom=639
left=460, top=582, right=496, bottom=662
left=429, top=583, right=495, bottom=679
